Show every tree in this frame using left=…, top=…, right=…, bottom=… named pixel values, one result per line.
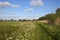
left=45, top=13, right=57, bottom=24
left=10, top=19, right=14, bottom=21
left=38, top=8, right=60, bottom=25
left=19, top=19, right=21, bottom=21
left=0, top=19, right=3, bottom=21
left=38, top=16, right=47, bottom=20
left=38, top=13, right=57, bottom=24
left=56, top=8, right=60, bottom=17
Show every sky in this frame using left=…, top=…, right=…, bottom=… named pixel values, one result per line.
left=0, top=0, right=60, bottom=20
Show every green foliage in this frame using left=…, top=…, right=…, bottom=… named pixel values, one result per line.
left=46, top=13, right=57, bottom=24
left=19, top=19, right=21, bottom=21
left=11, top=19, right=14, bottom=21
left=56, top=8, right=60, bottom=17
left=0, top=20, right=3, bottom=21
left=34, top=22, right=60, bottom=40
left=38, top=13, right=57, bottom=24
left=38, top=8, right=60, bottom=24
left=38, top=16, right=47, bottom=20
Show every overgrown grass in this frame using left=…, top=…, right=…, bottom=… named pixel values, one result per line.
left=34, top=21, right=60, bottom=40
left=0, top=21, right=60, bottom=40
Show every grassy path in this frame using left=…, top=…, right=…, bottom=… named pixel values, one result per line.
left=34, top=21, right=60, bottom=40
left=15, top=21, right=36, bottom=40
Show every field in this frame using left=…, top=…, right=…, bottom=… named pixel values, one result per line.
left=0, top=21, right=60, bottom=40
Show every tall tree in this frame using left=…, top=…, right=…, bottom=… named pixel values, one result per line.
left=56, top=8, right=60, bottom=17
left=45, top=13, right=57, bottom=24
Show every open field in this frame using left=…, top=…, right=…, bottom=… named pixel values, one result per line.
left=0, top=21, right=60, bottom=40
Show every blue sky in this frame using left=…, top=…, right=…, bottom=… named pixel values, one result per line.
left=0, top=0, right=60, bottom=20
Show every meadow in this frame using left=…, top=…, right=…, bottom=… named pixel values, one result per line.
left=0, top=21, right=60, bottom=40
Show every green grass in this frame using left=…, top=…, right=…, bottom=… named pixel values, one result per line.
left=0, top=21, right=60, bottom=40
left=34, top=22, right=60, bottom=40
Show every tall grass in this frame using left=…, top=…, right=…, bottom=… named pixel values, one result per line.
left=0, top=21, right=60, bottom=40
left=34, top=22, right=60, bottom=40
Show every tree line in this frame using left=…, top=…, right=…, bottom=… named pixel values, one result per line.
left=38, top=8, right=60, bottom=25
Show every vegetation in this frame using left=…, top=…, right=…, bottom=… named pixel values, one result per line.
left=0, top=21, right=60, bottom=40
left=38, top=8, right=60, bottom=25
left=34, top=22, right=60, bottom=40
left=56, top=8, right=60, bottom=17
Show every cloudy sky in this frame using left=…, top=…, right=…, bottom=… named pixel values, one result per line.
left=0, top=0, right=60, bottom=20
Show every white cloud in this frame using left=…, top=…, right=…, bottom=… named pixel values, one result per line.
left=25, top=8, right=34, bottom=12
left=0, top=2, right=19, bottom=8
left=30, top=0, right=44, bottom=6
left=0, top=12, right=14, bottom=15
